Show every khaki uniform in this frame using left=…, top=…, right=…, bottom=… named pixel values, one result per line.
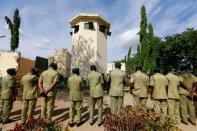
left=130, top=71, right=149, bottom=111
left=39, top=68, right=59, bottom=121
left=179, top=72, right=197, bottom=124
left=21, top=73, right=38, bottom=123
left=150, top=73, right=168, bottom=115
left=166, top=73, right=181, bottom=123
left=67, top=74, right=83, bottom=124
left=87, top=71, right=104, bottom=124
left=0, top=75, right=16, bottom=122
left=109, top=69, right=126, bottom=114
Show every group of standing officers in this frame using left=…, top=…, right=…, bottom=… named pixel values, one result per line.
left=0, top=62, right=196, bottom=128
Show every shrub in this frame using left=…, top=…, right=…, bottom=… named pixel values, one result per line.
left=103, top=105, right=181, bottom=131
left=7, top=117, right=69, bottom=131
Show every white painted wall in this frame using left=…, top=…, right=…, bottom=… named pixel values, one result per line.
left=0, top=52, right=20, bottom=77
left=71, top=18, right=108, bottom=76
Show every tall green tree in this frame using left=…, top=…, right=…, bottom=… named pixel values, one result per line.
left=139, top=5, right=147, bottom=43
left=135, top=5, right=148, bottom=68
left=5, top=8, right=21, bottom=51
left=126, top=47, right=132, bottom=75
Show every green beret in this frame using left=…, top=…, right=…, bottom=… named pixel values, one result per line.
left=135, top=65, right=142, bottom=70
left=154, top=67, right=160, bottom=72
left=72, top=68, right=80, bottom=73
left=115, top=62, right=121, bottom=67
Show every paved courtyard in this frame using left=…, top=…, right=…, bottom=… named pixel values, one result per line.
left=1, top=89, right=197, bottom=131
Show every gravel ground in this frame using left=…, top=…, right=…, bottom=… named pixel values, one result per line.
left=1, top=89, right=197, bottom=131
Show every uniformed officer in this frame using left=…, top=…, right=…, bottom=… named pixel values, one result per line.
left=67, top=68, right=83, bottom=127
left=0, top=68, right=16, bottom=124
left=129, top=65, right=149, bottom=111
left=166, top=69, right=181, bottom=124
left=21, top=68, right=39, bottom=124
left=38, top=63, right=59, bottom=123
left=87, top=65, right=104, bottom=126
left=108, top=62, right=126, bottom=114
left=149, top=67, right=168, bottom=115
left=179, top=66, right=197, bottom=125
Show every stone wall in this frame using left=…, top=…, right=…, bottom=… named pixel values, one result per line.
left=0, top=51, right=20, bottom=77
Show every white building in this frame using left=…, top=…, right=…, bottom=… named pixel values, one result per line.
left=70, top=13, right=111, bottom=76
left=0, top=51, right=20, bottom=77
left=107, top=63, right=125, bottom=74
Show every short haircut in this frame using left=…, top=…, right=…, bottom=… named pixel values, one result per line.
left=7, top=68, right=16, bottom=76
left=154, top=67, right=160, bottom=73
left=115, top=62, right=121, bottom=69
left=72, top=68, right=80, bottom=75
left=49, top=63, right=57, bottom=70
left=31, top=68, right=40, bottom=76
left=90, top=65, right=96, bottom=71
left=136, top=65, right=142, bottom=70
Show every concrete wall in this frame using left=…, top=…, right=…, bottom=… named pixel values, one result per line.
left=0, top=51, right=20, bottom=77
left=97, top=24, right=107, bottom=73
left=71, top=21, right=97, bottom=76
left=71, top=19, right=108, bottom=76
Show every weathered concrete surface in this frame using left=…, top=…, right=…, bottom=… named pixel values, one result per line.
left=0, top=51, right=20, bottom=77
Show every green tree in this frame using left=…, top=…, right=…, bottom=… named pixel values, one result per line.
left=125, top=47, right=132, bottom=75
left=5, top=8, right=21, bottom=51
left=139, top=5, right=147, bottom=43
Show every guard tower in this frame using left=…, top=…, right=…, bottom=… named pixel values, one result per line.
left=70, top=13, right=111, bottom=76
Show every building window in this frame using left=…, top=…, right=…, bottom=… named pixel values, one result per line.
left=99, top=25, right=106, bottom=34
left=107, top=31, right=111, bottom=36
left=71, top=25, right=79, bottom=34
left=84, top=22, right=94, bottom=30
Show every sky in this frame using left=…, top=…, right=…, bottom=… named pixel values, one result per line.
left=0, top=0, right=196, bottom=62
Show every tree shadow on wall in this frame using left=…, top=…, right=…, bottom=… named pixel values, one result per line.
left=71, top=35, right=104, bottom=76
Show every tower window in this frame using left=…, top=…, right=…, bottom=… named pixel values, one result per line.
left=107, top=31, right=111, bottom=36
left=71, top=25, right=79, bottom=34
left=84, top=22, right=94, bottom=30
left=99, top=25, right=106, bottom=34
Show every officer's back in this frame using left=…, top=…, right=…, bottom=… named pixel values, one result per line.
left=150, top=72, right=168, bottom=99
left=88, top=71, right=103, bottom=97
left=109, top=68, right=126, bottom=96
left=68, top=73, right=83, bottom=101
left=21, top=72, right=38, bottom=99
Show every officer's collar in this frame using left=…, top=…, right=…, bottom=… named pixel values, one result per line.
left=49, top=67, right=54, bottom=70
left=7, top=74, right=14, bottom=78
left=73, top=74, right=79, bottom=76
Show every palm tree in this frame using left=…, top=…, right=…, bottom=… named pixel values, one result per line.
left=4, top=8, right=21, bottom=51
